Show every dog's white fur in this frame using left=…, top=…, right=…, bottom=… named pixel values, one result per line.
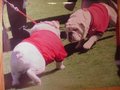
left=11, top=21, right=65, bottom=86
left=66, top=2, right=117, bottom=49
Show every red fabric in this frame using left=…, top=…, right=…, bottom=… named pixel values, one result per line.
left=23, top=30, right=67, bottom=65
left=87, top=3, right=110, bottom=35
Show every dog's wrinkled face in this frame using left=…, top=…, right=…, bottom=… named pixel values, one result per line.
left=66, top=23, right=85, bottom=42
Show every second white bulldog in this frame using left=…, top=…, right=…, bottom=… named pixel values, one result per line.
left=66, top=2, right=117, bottom=49
left=11, top=21, right=67, bottom=86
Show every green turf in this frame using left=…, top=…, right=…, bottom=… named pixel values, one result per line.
left=3, top=0, right=120, bottom=90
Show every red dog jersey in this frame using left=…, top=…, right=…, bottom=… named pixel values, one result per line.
left=23, top=30, right=67, bottom=65
left=87, top=3, right=110, bottom=35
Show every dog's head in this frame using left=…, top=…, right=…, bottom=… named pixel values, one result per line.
left=66, top=22, right=85, bottom=42
left=65, top=9, right=92, bottom=43
left=26, top=20, right=60, bottom=38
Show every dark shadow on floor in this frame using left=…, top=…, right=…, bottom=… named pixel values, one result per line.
left=98, top=35, right=114, bottom=41
left=64, top=34, right=114, bottom=57
left=4, top=73, right=13, bottom=90
left=64, top=41, right=89, bottom=57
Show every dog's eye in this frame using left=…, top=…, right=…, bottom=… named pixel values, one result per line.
left=74, top=29, right=78, bottom=31
left=73, top=29, right=79, bottom=33
left=79, top=23, right=85, bottom=31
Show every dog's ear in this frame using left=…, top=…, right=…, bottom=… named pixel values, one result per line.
left=79, top=23, right=87, bottom=39
left=81, top=10, right=91, bottom=39
left=52, top=20, right=60, bottom=29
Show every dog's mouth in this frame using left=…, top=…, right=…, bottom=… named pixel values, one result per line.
left=68, top=31, right=82, bottom=42
left=68, top=32, right=73, bottom=42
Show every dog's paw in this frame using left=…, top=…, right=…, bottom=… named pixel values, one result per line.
left=83, top=42, right=92, bottom=50
left=33, top=79, right=41, bottom=85
left=83, top=35, right=99, bottom=49
left=56, top=65, right=65, bottom=70
left=60, top=65, right=65, bottom=70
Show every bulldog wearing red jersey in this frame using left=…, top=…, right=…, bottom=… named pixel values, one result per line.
left=66, top=2, right=117, bottom=49
left=11, top=21, right=67, bottom=86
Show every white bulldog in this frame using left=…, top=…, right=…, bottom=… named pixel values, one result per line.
left=11, top=21, right=67, bottom=86
left=66, top=2, right=117, bottom=49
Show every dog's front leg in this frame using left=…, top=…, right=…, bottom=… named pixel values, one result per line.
left=83, top=35, right=100, bottom=49
left=75, top=41, right=82, bottom=49
left=75, top=39, right=85, bottom=49
left=11, top=71, right=21, bottom=86
left=56, top=62, right=65, bottom=70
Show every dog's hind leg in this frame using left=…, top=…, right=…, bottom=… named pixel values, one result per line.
left=27, top=69, right=41, bottom=85
left=102, top=3, right=117, bottom=24
left=11, top=71, right=21, bottom=86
